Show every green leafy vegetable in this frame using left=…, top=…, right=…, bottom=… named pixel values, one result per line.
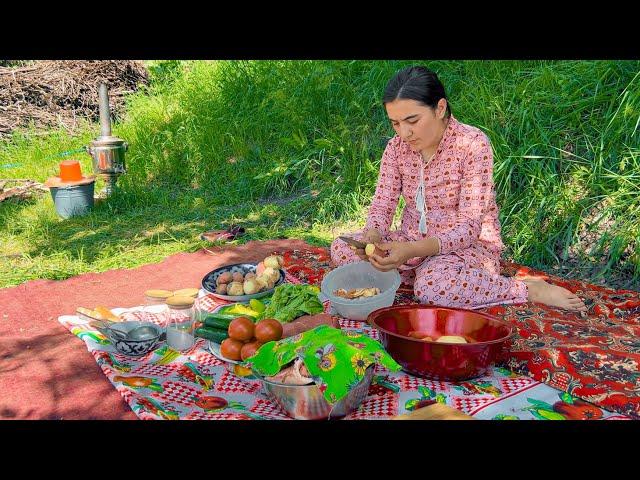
left=260, top=284, right=323, bottom=323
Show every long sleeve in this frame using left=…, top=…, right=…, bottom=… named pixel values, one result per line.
left=435, top=134, right=494, bottom=254
left=364, top=137, right=402, bottom=236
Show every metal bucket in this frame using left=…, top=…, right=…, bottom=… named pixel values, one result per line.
left=49, top=182, right=95, bottom=219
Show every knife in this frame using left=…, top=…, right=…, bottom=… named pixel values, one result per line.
left=338, top=236, right=367, bottom=249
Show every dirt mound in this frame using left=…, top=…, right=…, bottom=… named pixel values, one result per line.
left=0, top=60, right=148, bottom=139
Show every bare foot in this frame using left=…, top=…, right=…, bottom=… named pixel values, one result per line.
left=522, top=278, right=588, bottom=312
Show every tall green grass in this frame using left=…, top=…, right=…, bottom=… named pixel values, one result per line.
left=1, top=60, right=638, bottom=289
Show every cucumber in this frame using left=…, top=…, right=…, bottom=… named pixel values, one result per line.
left=202, top=314, right=235, bottom=330
left=195, top=327, right=228, bottom=343
left=201, top=312, right=237, bottom=321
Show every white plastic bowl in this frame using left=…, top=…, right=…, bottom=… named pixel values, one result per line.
left=321, top=261, right=401, bottom=321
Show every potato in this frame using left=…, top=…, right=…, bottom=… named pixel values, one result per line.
left=256, top=274, right=275, bottom=290
left=263, top=267, right=280, bottom=283
left=435, top=335, right=467, bottom=344
left=217, top=271, right=233, bottom=285
left=232, top=272, right=244, bottom=283
left=256, top=261, right=266, bottom=277
left=244, top=272, right=257, bottom=281
left=243, top=278, right=260, bottom=295
left=216, top=283, right=228, bottom=295
left=365, top=243, right=385, bottom=257
left=227, top=281, right=245, bottom=296
left=264, top=255, right=281, bottom=269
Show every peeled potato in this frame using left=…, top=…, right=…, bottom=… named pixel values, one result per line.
left=435, top=335, right=468, bottom=344
left=365, top=243, right=385, bottom=257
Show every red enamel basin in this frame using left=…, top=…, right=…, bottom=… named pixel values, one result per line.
left=368, top=305, right=514, bottom=381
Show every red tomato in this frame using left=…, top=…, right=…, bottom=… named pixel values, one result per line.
left=241, top=341, right=264, bottom=361
left=228, top=317, right=255, bottom=342
left=220, top=338, right=243, bottom=361
left=254, top=319, right=283, bottom=343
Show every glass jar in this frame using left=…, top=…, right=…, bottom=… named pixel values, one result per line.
left=172, top=288, right=199, bottom=299
left=143, top=289, right=174, bottom=319
left=144, top=289, right=174, bottom=306
left=165, top=295, right=196, bottom=351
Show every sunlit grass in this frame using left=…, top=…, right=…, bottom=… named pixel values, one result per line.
left=1, top=60, right=638, bottom=289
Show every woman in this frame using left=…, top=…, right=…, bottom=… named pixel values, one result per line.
left=331, top=66, right=586, bottom=312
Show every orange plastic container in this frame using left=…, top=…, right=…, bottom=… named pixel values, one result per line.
left=59, top=160, right=83, bottom=182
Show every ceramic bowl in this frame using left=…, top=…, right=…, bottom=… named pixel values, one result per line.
left=201, top=262, right=285, bottom=301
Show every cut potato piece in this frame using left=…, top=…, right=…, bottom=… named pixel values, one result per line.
left=435, top=335, right=468, bottom=344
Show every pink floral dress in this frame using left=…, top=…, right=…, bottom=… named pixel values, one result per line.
left=331, top=115, right=528, bottom=309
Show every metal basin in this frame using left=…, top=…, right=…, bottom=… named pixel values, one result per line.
left=257, top=364, right=374, bottom=420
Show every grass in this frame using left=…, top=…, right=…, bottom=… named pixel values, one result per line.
left=1, top=60, right=639, bottom=290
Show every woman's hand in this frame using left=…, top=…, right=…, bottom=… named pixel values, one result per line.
left=350, top=228, right=382, bottom=260
left=369, top=241, right=416, bottom=272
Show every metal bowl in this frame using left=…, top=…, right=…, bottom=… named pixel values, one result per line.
left=368, top=305, right=514, bottom=381
left=201, top=263, right=286, bottom=301
left=255, top=364, right=374, bottom=420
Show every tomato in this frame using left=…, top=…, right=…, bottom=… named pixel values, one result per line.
left=254, top=319, right=283, bottom=343
left=241, top=341, right=264, bottom=361
left=228, top=316, right=255, bottom=342
left=220, top=338, right=243, bottom=361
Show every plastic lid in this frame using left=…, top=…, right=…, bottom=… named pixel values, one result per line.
left=59, top=160, right=83, bottom=182
left=144, top=289, right=174, bottom=299
left=173, top=288, right=199, bottom=298
left=166, top=295, right=195, bottom=308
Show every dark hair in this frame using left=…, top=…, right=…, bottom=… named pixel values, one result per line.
left=383, top=66, right=451, bottom=116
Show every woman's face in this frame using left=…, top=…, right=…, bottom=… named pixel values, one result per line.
left=385, top=98, right=447, bottom=152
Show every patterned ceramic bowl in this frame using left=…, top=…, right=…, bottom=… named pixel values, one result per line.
left=99, top=321, right=164, bottom=357
left=201, top=262, right=285, bottom=301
